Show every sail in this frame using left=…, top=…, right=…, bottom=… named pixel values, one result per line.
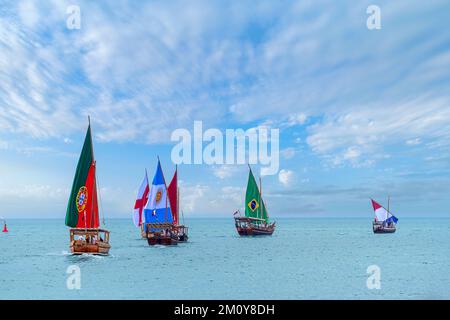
left=143, top=160, right=173, bottom=226
left=245, top=169, right=268, bottom=223
left=133, top=171, right=149, bottom=227
left=167, top=168, right=178, bottom=225
left=65, top=124, right=99, bottom=228
left=371, top=199, right=398, bottom=223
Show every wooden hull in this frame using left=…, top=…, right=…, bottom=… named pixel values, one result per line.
left=235, top=217, right=275, bottom=236
left=70, top=241, right=111, bottom=255
left=373, top=222, right=396, bottom=233
left=373, top=227, right=396, bottom=233
left=147, top=235, right=178, bottom=246
left=236, top=226, right=275, bottom=236
left=69, top=228, right=111, bottom=255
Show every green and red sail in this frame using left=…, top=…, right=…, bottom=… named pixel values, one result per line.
left=65, top=124, right=99, bottom=229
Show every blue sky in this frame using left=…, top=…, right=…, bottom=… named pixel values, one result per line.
left=1, top=0, right=450, bottom=219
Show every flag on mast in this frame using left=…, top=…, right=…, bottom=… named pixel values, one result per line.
left=133, top=171, right=150, bottom=227
left=371, top=199, right=398, bottom=223
left=144, top=160, right=173, bottom=225
left=65, top=124, right=99, bottom=229
left=245, top=169, right=268, bottom=223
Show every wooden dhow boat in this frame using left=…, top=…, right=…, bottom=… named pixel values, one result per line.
left=234, top=166, right=275, bottom=236
left=65, top=118, right=111, bottom=255
left=146, top=223, right=178, bottom=245
left=371, top=198, right=398, bottom=234
left=143, top=159, right=178, bottom=246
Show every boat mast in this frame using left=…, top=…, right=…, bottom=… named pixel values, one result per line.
left=158, top=156, right=169, bottom=222
left=176, top=165, right=179, bottom=225
left=259, top=176, right=262, bottom=221
left=177, top=188, right=180, bottom=225
left=89, top=116, right=105, bottom=227
left=88, top=116, right=94, bottom=230
left=387, top=196, right=390, bottom=217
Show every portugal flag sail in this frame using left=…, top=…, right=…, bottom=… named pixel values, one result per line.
left=65, top=124, right=99, bottom=229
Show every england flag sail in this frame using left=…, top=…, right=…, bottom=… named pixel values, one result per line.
left=143, top=160, right=173, bottom=228
left=133, top=171, right=149, bottom=227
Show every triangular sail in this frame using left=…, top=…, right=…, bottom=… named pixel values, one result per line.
left=133, top=171, right=150, bottom=227
left=65, top=123, right=100, bottom=228
left=167, top=168, right=178, bottom=225
left=371, top=199, right=398, bottom=223
left=245, top=169, right=268, bottom=223
left=144, top=160, right=173, bottom=225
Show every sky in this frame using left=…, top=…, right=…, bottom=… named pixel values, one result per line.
left=1, top=0, right=450, bottom=219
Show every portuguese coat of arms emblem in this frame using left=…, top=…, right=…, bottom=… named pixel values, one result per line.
left=76, top=186, right=88, bottom=213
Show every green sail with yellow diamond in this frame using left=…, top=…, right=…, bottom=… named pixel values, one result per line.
left=245, top=169, right=268, bottom=223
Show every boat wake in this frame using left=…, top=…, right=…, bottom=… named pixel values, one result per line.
left=45, top=251, right=72, bottom=256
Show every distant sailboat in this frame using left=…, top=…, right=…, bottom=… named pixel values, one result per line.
left=1, top=217, right=7, bottom=233
left=167, top=166, right=189, bottom=242
left=143, top=159, right=178, bottom=245
left=65, top=118, right=111, bottom=255
left=371, top=197, right=398, bottom=234
left=133, top=170, right=150, bottom=238
left=234, top=166, right=276, bottom=236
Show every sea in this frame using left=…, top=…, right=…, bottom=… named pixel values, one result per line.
left=0, top=218, right=449, bottom=300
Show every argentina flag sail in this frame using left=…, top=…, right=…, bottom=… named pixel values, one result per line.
left=143, top=159, right=173, bottom=230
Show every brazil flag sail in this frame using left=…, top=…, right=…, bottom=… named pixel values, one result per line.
left=245, top=169, right=268, bottom=223
left=65, top=124, right=99, bottom=228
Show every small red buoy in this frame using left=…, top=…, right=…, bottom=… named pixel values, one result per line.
left=2, top=223, right=8, bottom=233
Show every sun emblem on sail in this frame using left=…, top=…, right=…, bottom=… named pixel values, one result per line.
left=155, top=189, right=163, bottom=203
left=76, top=186, right=88, bottom=213
left=248, top=199, right=259, bottom=212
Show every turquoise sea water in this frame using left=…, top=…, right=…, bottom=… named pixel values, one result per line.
left=0, top=218, right=449, bottom=299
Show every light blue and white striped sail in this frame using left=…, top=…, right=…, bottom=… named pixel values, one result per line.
left=143, top=160, right=173, bottom=230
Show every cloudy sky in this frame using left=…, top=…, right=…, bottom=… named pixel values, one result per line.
left=1, top=0, right=450, bottom=219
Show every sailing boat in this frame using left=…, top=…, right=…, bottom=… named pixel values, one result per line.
left=1, top=217, right=8, bottom=233
left=371, top=197, right=398, bottom=234
left=65, top=118, right=111, bottom=255
left=167, top=166, right=189, bottom=242
left=133, top=170, right=150, bottom=238
left=234, top=166, right=276, bottom=236
left=143, top=159, right=178, bottom=246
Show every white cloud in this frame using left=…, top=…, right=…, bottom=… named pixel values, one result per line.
left=280, top=147, right=296, bottom=159
left=180, top=184, right=209, bottom=213
left=212, top=165, right=242, bottom=179
left=1, top=0, right=450, bottom=152
left=18, top=0, right=40, bottom=28
left=286, top=113, right=307, bottom=126
left=406, top=138, right=421, bottom=146
left=0, top=184, right=68, bottom=200
left=307, top=97, right=450, bottom=166
left=278, top=169, right=295, bottom=186
left=0, top=140, right=8, bottom=150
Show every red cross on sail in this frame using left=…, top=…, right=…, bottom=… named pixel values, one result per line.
left=133, top=171, right=150, bottom=227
